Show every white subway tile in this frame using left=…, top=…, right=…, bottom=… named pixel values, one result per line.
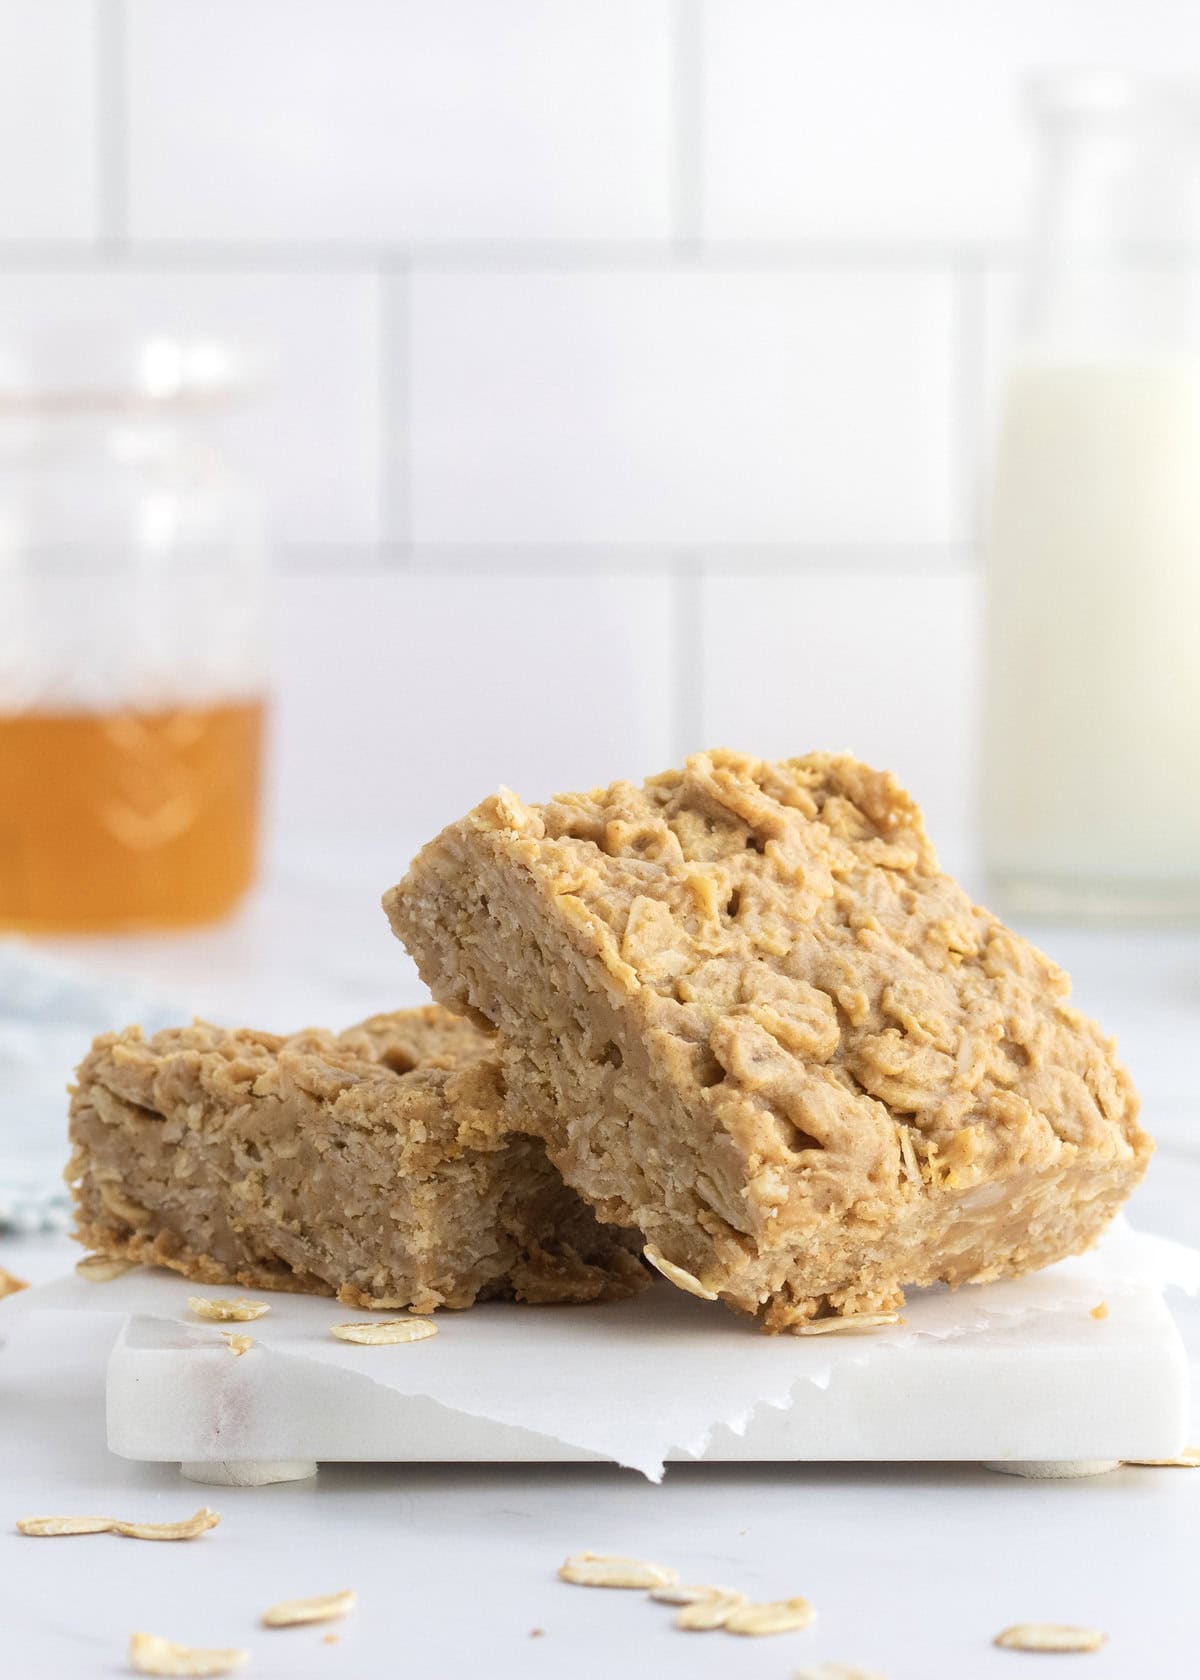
left=0, top=270, right=381, bottom=547
left=126, top=0, right=673, bottom=242
left=409, top=269, right=956, bottom=546
left=0, top=0, right=97, bottom=238
left=268, top=570, right=677, bottom=854
left=693, top=568, right=981, bottom=875
left=702, top=0, right=1200, bottom=242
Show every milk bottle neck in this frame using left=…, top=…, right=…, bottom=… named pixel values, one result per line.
left=1023, top=72, right=1200, bottom=359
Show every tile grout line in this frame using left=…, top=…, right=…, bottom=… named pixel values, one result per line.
left=273, top=542, right=975, bottom=577
left=670, top=0, right=703, bottom=254
left=95, top=0, right=128, bottom=248
left=0, top=237, right=1017, bottom=275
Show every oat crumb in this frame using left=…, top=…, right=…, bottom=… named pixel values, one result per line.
left=128, top=1630, right=249, bottom=1675
left=329, top=1318, right=437, bottom=1345
left=262, top=1589, right=356, bottom=1628
left=1089, top=1301, right=1108, bottom=1320
left=793, top=1313, right=901, bottom=1336
left=558, top=1552, right=678, bottom=1589
left=724, top=1596, right=816, bottom=1636
left=74, top=1254, right=138, bottom=1282
left=17, top=1514, right=116, bottom=1537
left=794, top=1665, right=887, bottom=1680
left=18, top=1507, right=217, bottom=1541
left=994, top=1622, right=1106, bottom=1652
left=675, top=1590, right=746, bottom=1630
left=114, top=1508, right=220, bottom=1542
left=187, top=1297, right=269, bottom=1322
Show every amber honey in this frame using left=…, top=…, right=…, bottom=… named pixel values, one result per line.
left=0, top=698, right=265, bottom=932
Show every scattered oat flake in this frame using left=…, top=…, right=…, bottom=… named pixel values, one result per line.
left=115, top=1507, right=220, bottom=1541
left=994, top=1623, right=1106, bottom=1653
left=675, top=1590, right=747, bottom=1631
left=75, top=1254, right=137, bottom=1282
left=724, top=1597, right=817, bottom=1636
left=322, top=1633, right=339, bottom=1645
left=128, top=1631, right=249, bottom=1676
left=1089, top=1302, right=1108, bottom=1321
left=649, top=1583, right=734, bottom=1606
left=794, top=1665, right=887, bottom=1680
left=643, top=1245, right=718, bottom=1300
left=0, top=1264, right=29, bottom=1297
left=1124, top=1445, right=1200, bottom=1467
left=558, top=1552, right=678, bottom=1589
left=262, top=1589, right=356, bottom=1628
left=187, top=1296, right=269, bottom=1322
left=329, top=1318, right=437, bottom=1345
left=794, top=1314, right=901, bottom=1336
left=17, top=1514, right=116, bottom=1536
left=222, top=1333, right=253, bottom=1356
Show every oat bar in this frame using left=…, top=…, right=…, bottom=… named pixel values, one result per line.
left=68, top=1006, right=646, bottom=1312
left=385, top=751, right=1151, bottom=1330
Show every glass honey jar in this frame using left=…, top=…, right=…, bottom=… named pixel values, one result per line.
left=0, top=332, right=268, bottom=932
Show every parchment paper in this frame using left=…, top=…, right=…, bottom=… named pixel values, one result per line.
left=3, top=1219, right=1196, bottom=1479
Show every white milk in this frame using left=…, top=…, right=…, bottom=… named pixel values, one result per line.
left=983, top=359, right=1200, bottom=914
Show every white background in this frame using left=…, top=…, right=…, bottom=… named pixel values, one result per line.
left=8, top=0, right=1200, bottom=876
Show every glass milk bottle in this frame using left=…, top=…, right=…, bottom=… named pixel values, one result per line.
left=983, top=73, right=1200, bottom=919
left=0, top=333, right=268, bottom=931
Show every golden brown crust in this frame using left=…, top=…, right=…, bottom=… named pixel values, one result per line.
left=386, top=750, right=1153, bottom=1330
left=67, top=1006, right=645, bottom=1312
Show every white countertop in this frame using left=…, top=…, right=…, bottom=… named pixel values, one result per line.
left=2, top=874, right=1199, bottom=1678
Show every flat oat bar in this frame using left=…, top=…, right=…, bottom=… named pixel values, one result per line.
left=386, top=751, right=1152, bottom=1331
left=68, top=1005, right=646, bottom=1312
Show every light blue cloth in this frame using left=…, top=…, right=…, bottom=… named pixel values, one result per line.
left=0, top=941, right=182, bottom=1233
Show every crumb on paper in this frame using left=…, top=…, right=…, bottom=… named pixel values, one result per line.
left=558, top=1552, right=678, bottom=1589
left=187, top=1297, right=269, bottom=1323
left=329, top=1319, right=437, bottom=1345
left=1124, top=1445, right=1200, bottom=1468
left=221, top=1333, right=253, bottom=1356
left=793, top=1313, right=901, bottom=1337
left=128, top=1631, right=249, bottom=1676
left=74, top=1254, right=138, bottom=1282
left=529, top=1629, right=545, bottom=1639
left=262, top=1589, right=356, bottom=1628
left=994, top=1622, right=1106, bottom=1653
left=1089, top=1301, right=1108, bottom=1320
left=1, top=1264, right=30, bottom=1297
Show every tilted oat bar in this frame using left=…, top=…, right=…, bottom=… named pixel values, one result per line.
left=386, top=751, right=1151, bottom=1331
left=68, top=1006, right=646, bottom=1312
